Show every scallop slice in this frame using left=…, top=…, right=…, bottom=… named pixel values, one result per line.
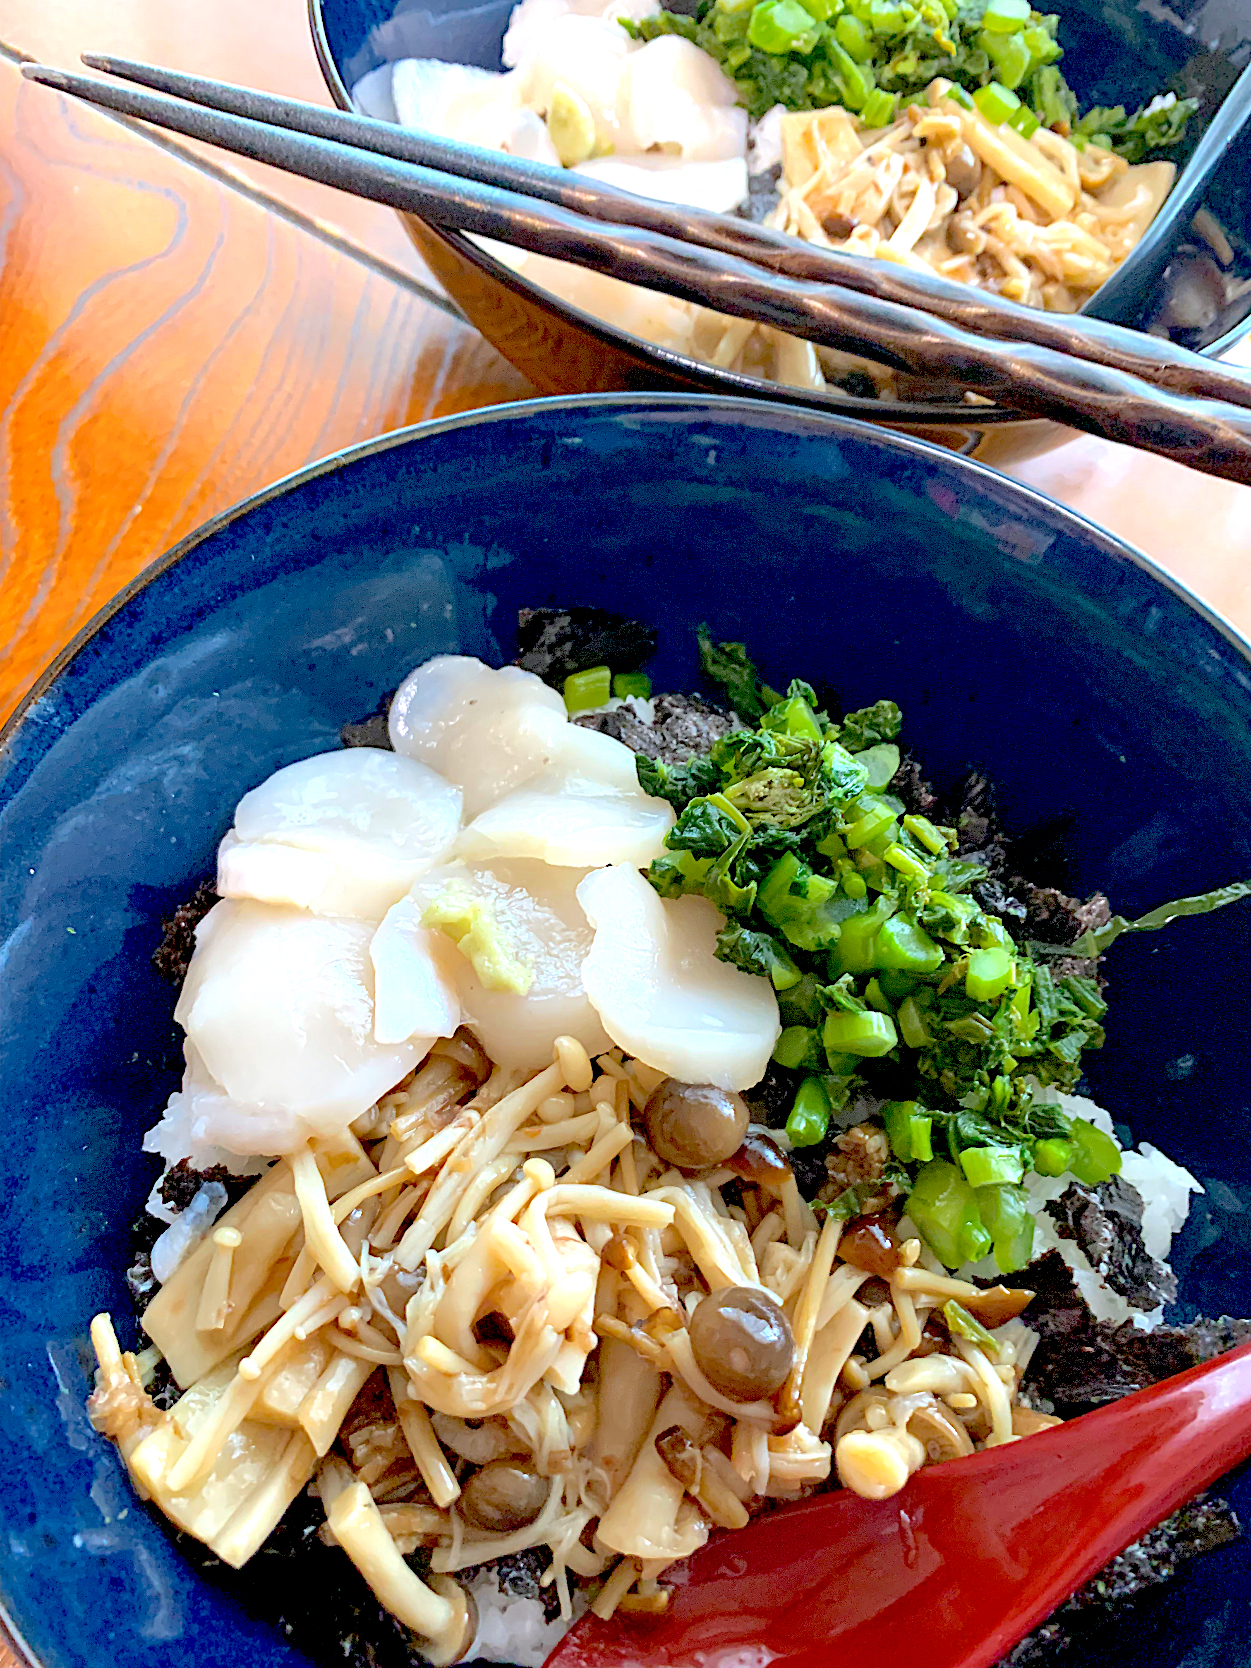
left=369, top=902, right=463, bottom=1047
left=224, top=748, right=462, bottom=919
left=457, top=767, right=673, bottom=868
left=389, top=657, right=569, bottom=819
left=618, top=36, right=747, bottom=162
left=175, top=900, right=426, bottom=1152
left=512, top=13, right=635, bottom=150
left=573, top=154, right=749, bottom=213
left=408, top=859, right=610, bottom=1073
left=577, top=865, right=779, bottom=1090
left=392, top=58, right=509, bottom=138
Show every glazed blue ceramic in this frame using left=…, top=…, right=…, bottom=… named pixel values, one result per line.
left=310, top=0, right=1251, bottom=430
left=1, top=394, right=1249, bottom=1668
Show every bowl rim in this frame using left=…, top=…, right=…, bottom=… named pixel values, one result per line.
left=3, top=387, right=1251, bottom=1668
left=4, top=389, right=1251, bottom=779
left=305, top=0, right=1251, bottom=428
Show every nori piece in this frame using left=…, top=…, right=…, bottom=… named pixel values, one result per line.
left=1045, top=1178, right=1177, bottom=1312
left=514, top=607, right=657, bottom=685
left=997, top=1495, right=1242, bottom=1666
left=151, top=878, right=219, bottom=984
left=576, top=691, right=738, bottom=768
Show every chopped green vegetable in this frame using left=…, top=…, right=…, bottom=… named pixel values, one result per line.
left=1067, top=1117, right=1123, bottom=1186
left=824, top=1008, right=898, bottom=1058
left=959, top=1145, right=1025, bottom=1188
left=974, top=79, right=1020, bottom=122
left=697, top=624, right=771, bottom=718
left=773, top=1023, right=825, bottom=1069
left=883, top=1100, right=934, bottom=1163
left=943, top=1299, right=1000, bottom=1353
left=966, top=945, right=1013, bottom=1002
left=1067, top=881, right=1251, bottom=958
left=977, top=1182, right=1035, bottom=1272
left=613, top=671, right=651, bottom=700
left=786, top=1075, right=833, bottom=1146
left=1033, top=1136, right=1075, bottom=1176
left=563, top=665, right=611, bottom=713
left=907, top=1161, right=987, bottom=1269
left=981, top=0, right=1030, bottom=35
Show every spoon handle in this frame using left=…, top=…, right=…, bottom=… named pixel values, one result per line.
left=547, top=1340, right=1251, bottom=1668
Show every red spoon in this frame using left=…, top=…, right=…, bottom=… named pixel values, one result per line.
left=547, top=1341, right=1251, bottom=1668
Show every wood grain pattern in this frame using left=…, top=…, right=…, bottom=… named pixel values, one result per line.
left=0, top=54, right=530, bottom=721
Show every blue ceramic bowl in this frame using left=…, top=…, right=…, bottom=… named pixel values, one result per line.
left=1, top=394, right=1250, bottom=1668
left=310, top=0, right=1251, bottom=436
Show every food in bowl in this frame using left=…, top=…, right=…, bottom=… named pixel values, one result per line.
left=85, top=610, right=1250, bottom=1665
left=356, top=0, right=1198, bottom=400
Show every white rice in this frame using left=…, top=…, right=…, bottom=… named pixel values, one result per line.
left=467, top=1569, right=588, bottom=1668
left=958, top=1086, right=1203, bottom=1331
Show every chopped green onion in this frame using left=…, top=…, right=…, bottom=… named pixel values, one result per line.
left=882, top=1100, right=933, bottom=1163
left=1008, top=103, right=1041, bottom=138
left=981, top=0, right=1030, bottom=33
left=897, top=994, right=932, bottom=1048
left=823, top=1008, right=898, bottom=1058
left=1033, top=1137, right=1075, bottom=1176
left=883, top=842, right=930, bottom=883
left=943, top=1300, right=1000, bottom=1353
left=748, top=0, right=820, bottom=54
left=834, top=11, right=872, bottom=59
left=980, top=29, right=1032, bottom=88
left=612, top=671, right=651, bottom=700
left=860, top=88, right=899, bottom=127
left=1067, top=1118, right=1122, bottom=1186
left=786, top=1075, right=832, bottom=1146
left=902, top=813, right=948, bottom=855
left=959, top=1146, right=1025, bottom=1188
left=875, top=915, right=944, bottom=974
left=974, top=80, right=1021, bottom=124
left=841, top=868, right=869, bottom=900
left=966, top=945, right=1013, bottom=1002
left=844, top=800, right=896, bottom=849
left=563, top=665, right=611, bottom=713
left=945, top=83, right=975, bottom=110
left=773, top=1024, right=823, bottom=1070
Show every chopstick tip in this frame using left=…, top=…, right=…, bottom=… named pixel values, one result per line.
left=80, top=52, right=114, bottom=72
left=20, top=63, right=73, bottom=90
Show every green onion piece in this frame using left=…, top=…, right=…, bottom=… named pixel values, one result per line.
left=875, top=915, right=944, bottom=974
left=786, top=1076, right=832, bottom=1147
left=982, top=0, right=1030, bottom=32
left=823, top=1008, right=898, bottom=1059
left=883, top=842, right=930, bottom=883
left=1033, top=1137, right=1075, bottom=1177
left=563, top=666, right=611, bottom=713
left=748, top=0, right=820, bottom=54
left=855, top=743, right=901, bottom=790
left=865, top=977, right=892, bottom=1014
left=980, top=29, right=1032, bottom=88
left=1067, top=1118, right=1122, bottom=1186
left=612, top=671, right=651, bottom=700
left=902, top=813, right=947, bottom=855
left=1008, top=103, right=1041, bottom=137
left=907, top=1160, right=984, bottom=1268
left=834, top=11, right=872, bottom=59
left=959, top=1146, right=1025, bottom=1188
left=882, top=1100, right=933, bottom=1163
left=841, top=868, right=869, bottom=900
left=974, top=80, right=1021, bottom=123
left=844, top=801, right=896, bottom=849
left=943, top=1300, right=1000, bottom=1354
left=773, top=1024, right=823, bottom=1070
left=860, top=88, right=899, bottom=127
left=946, top=83, right=975, bottom=109
left=966, top=945, right=1013, bottom=1002
left=897, top=994, right=932, bottom=1048
left=976, top=1183, right=1035, bottom=1273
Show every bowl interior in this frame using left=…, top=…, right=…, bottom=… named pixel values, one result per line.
left=2, top=395, right=1250, bottom=1668
left=314, top=0, right=1251, bottom=386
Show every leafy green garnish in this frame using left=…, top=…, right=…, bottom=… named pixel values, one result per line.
left=837, top=700, right=902, bottom=753
left=697, top=623, right=771, bottom=719
left=636, top=751, right=721, bottom=812
left=622, top=0, right=1195, bottom=159
left=1067, top=881, right=1251, bottom=958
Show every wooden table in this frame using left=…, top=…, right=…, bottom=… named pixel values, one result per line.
left=0, top=0, right=1248, bottom=1652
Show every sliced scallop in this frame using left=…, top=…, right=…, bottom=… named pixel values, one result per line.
left=619, top=36, right=747, bottom=161
left=388, top=656, right=568, bottom=819
left=512, top=13, right=635, bottom=150
left=457, top=767, right=673, bottom=867
left=577, top=865, right=779, bottom=1089
left=572, top=154, right=749, bottom=213
left=408, top=859, right=610, bottom=1073
left=223, top=748, right=461, bottom=918
left=175, top=900, right=425, bottom=1151
left=369, top=903, right=463, bottom=1047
